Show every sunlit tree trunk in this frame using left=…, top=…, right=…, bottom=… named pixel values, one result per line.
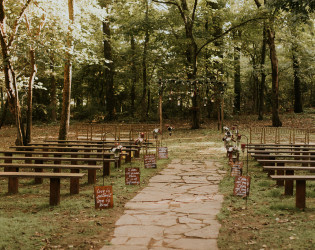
left=0, top=0, right=28, bottom=145
left=26, top=48, right=37, bottom=143
left=49, top=58, right=57, bottom=122
left=59, top=0, right=74, bottom=140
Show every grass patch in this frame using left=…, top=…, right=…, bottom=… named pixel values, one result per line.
left=217, top=140, right=315, bottom=250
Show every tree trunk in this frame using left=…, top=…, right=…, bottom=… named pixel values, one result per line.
left=234, top=46, right=241, bottom=114
left=59, top=0, right=74, bottom=140
left=0, top=1, right=25, bottom=145
left=103, top=17, right=115, bottom=120
left=26, top=48, right=37, bottom=144
left=258, top=22, right=267, bottom=120
left=49, top=58, right=57, bottom=122
left=141, top=0, right=149, bottom=121
left=0, top=99, right=8, bottom=128
left=292, top=47, right=303, bottom=113
left=130, top=35, right=136, bottom=116
left=267, top=24, right=282, bottom=127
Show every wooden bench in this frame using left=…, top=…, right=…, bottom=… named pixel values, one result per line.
left=0, top=172, right=85, bottom=206
left=0, top=163, right=101, bottom=190
left=252, top=154, right=315, bottom=160
left=257, top=159, right=315, bottom=167
left=249, top=150, right=315, bottom=154
left=20, top=143, right=140, bottom=162
left=270, top=175, right=315, bottom=209
left=264, top=166, right=315, bottom=195
left=0, top=155, right=116, bottom=182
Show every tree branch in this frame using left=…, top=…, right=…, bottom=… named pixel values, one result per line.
left=153, top=0, right=186, bottom=26
left=191, top=0, right=198, bottom=23
left=197, top=17, right=267, bottom=57
left=8, top=0, right=32, bottom=47
left=254, top=0, right=262, bottom=8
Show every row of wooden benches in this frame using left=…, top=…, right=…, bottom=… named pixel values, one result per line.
left=0, top=140, right=146, bottom=206
left=247, top=143, right=315, bottom=209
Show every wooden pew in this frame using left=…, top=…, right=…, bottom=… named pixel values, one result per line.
left=0, top=163, right=101, bottom=194
left=0, top=172, right=85, bottom=206
left=0, top=155, right=116, bottom=182
left=270, top=175, right=315, bottom=209
left=264, top=166, right=315, bottom=195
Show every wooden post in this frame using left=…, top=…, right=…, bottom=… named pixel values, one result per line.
left=296, top=180, right=306, bottom=209
left=276, top=163, right=284, bottom=186
left=88, top=161, right=96, bottom=184
left=70, top=169, right=80, bottom=194
left=50, top=178, right=61, bottom=206
left=285, top=170, right=294, bottom=195
left=34, top=159, right=44, bottom=184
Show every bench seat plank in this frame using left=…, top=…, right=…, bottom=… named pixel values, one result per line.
left=0, top=172, right=85, bottom=178
left=0, top=163, right=102, bottom=170
left=270, top=175, right=315, bottom=180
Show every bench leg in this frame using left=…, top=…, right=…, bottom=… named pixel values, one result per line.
left=125, top=151, right=132, bottom=163
left=53, top=154, right=61, bottom=173
left=284, top=170, right=294, bottom=196
left=88, top=161, right=96, bottom=184
left=70, top=169, right=80, bottom=195
left=267, top=157, right=275, bottom=177
left=296, top=180, right=306, bottom=209
left=276, top=163, right=284, bottom=186
left=135, top=148, right=140, bottom=158
left=8, top=177, right=19, bottom=194
left=50, top=178, right=60, bottom=206
left=34, top=160, right=43, bottom=184
left=103, top=161, right=110, bottom=176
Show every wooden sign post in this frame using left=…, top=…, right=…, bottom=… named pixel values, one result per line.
left=94, top=186, right=114, bottom=209
left=158, top=147, right=168, bottom=159
left=144, top=154, right=157, bottom=168
left=233, top=176, right=251, bottom=197
left=125, top=167, right=140, bottom=185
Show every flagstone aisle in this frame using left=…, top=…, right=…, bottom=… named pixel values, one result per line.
left=101, top=159, right=226, bottom=250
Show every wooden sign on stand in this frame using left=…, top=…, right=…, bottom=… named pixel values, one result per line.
left=94, top=186, right=114, bottom=209
left=158, top=147, right=168, bottom=159
left=144, top=154, right=157, bottom=168
left=233, top=176, right=251, bottom=197
left=125, top=167, right=140, bottom=185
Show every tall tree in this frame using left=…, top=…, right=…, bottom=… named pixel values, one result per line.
left=58, top=0, right=74, bottom=140
left=102, top=1, right=115, bottom=120
left=24, top=12, right=46, bottom=143
left=0, top=0, right=32, bottom=145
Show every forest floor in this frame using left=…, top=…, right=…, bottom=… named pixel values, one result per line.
left=0, top=110, right=314, bottom=249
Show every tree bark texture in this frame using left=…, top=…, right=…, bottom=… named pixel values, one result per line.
left=59, top=0, right=74, bottom=140
left=267, top=25, right=282, bottom=127
left=141, top=0, right=149, bottom=121
left=258, top=22, right=267, bottom=120
left=26, top=48, right=37, bottom=144
left=234, top=46, right=241, bottom=114
left=292, top=48, right=303, bottom=113
left=49, top=59, right=57, bottom=122
left=103, top=18, right=115, bottom=120
left=130, top=35, right=136, bottom=116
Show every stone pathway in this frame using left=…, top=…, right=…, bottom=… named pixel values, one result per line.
left=101, top=159, right=225, bottom=250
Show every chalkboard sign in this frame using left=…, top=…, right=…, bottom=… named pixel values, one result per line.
left=158, top=147, right=168, bottom=159
left=94, top=186, right=114, bottom=209
left=144, top=154, right=157, bottom=168
left=233, top=176, right=251, bottom=197
left=125, top=167, right=140, bottom=185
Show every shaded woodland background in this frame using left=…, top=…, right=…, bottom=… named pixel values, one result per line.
left=0, top=0, right=314, bottom=144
